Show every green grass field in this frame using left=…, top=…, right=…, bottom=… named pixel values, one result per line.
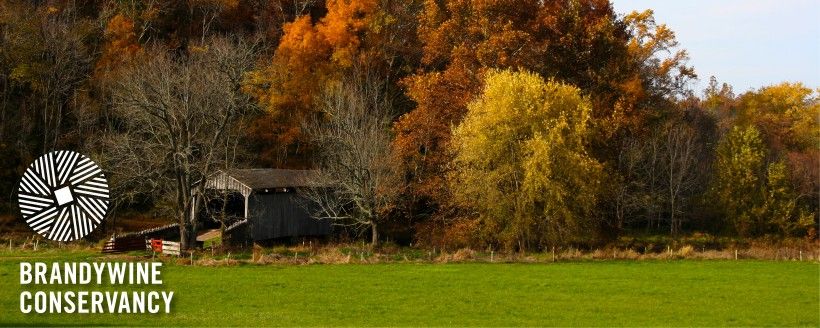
left=0, top=252, right=817, bottom=326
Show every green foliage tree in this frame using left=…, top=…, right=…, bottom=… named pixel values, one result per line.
left=713, top=125, right=766, bottom=236
left=712, top=125, right=814, bottom=237
left=710, top=83, right=819, bottom=238
left=758, top=161, right=815, bottom=237
left=449, top=70, right=602, bottom=250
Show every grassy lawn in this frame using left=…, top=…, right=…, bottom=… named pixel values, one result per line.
left=0, top=251, right=817, bottom=326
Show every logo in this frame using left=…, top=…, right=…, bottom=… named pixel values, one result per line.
left=18, top=151, right=110, bottom=241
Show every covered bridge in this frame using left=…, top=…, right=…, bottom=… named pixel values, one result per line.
left=198, top=169, right=331, bottom=243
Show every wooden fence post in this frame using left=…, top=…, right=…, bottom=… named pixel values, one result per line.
left=552, top=247, right=556, bottom=262
left=735, top=249, right=738, bottom=260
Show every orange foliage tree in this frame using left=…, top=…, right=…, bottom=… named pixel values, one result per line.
left=245, top=0, right=380, bottom=166
left=394, top=0, right=647, bottom=233
left=96, top=14, right=141, bottom=73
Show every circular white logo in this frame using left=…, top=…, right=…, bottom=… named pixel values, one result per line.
left=17, top=151, right=110, bottom=241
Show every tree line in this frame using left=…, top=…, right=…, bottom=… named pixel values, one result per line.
left=0, top=0, right=816, bottom=250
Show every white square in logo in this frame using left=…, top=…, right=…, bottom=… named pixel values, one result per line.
left=55, top=186, right=74, bottom=206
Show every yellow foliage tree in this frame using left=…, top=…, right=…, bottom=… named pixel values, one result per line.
left=713, top=125, right=765, bottom=236
left=736, top=82, right=820, bottom=153
left=449, top=70, right=602, bottom=250
left=732, top=83, right=819, bottom=237
left=760, top=161, right=814, bottom=236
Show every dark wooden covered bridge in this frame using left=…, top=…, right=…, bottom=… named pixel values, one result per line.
left=197, top=169, right=331, bottom=244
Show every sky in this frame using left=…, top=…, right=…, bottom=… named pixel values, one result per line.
left=612, top=0, right=820, bottom=94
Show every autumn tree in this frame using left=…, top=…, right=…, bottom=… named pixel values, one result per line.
left=734, top=82, right=819, bottom=154
left=702, top=76, right=735, bottom=112
left=399, top=0, right=584, bottom=226
left=0, top=1, right=94, bottom=154
left=712, top=124, right=817, bottom=237
left=96, top=0, right=272, bottom=56
left=103, top=38, right=258, bottom=249
left=95, top=13, right=142, bottom=73
left=300, top=66, right=398, bottom=245
left=760, top=161, right=815, bottom=236
left=0, top=1, right=99, bottom=214
left=258, top=0, right=321, bottom=41
left=394, top=1, right=693, bottom=240
left=622, top=10, right=696, bottom=108
left=613, top=110, right=715, bottom=234
left=245, top=0, right=394, bottom=166
left=712, top=125, right=766, bottom=236
left=449, top=70, right=602, bottom=250
left=660, top=124, right=699, bottom=234
left=728, top=83, right=819, bottom=236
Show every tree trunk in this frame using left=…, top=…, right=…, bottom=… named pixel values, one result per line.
left=181, top=196, right=193, bottom=249
left=190, top=221, right=198, bottom=250
left=370, top=222, right=378, bottom=246
left=180, top=224, right=190, bottom=250
left=189, top=194, right=200, bottom=250
left=669, top=195, right=674, bottom=235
